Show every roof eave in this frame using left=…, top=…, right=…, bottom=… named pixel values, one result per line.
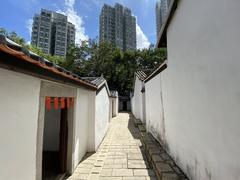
left=96, top=80, right=111, bottom=97
left=135, top=72, right=145, bottom=81
left=0, top=40, right=98, bottom=91
left=144, top=61, right=168, bottom=83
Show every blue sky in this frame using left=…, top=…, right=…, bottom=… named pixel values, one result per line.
left=0, top=0, right=158, bottom=49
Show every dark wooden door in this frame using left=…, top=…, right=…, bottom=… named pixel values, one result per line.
left=59, top=105, right=68, bottom=173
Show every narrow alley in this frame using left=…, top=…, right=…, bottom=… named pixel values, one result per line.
left=68, top=113, right=157, bottom=180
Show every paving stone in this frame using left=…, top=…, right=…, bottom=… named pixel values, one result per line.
left=162, top=173, right=179, bottom=180
left=133, top=118, right=142, bottom=127
left=114, top=158, right=127, bottom=164
left=148, top=147, right=162, bottom=156
left=161, top=153, right=171, bottom=161
left=77, top=163, right=93, bottom=168
left=107, top=152, right=116, bottom=156
left=115, top=152, right=127, bottom=156
left=166, top=160, right=176, bottom=166
left=99, top=177, right=122, bottom=180
left=81, top=159, right=95, bottom=165
left=146, top=144, right=159, bottom=150
left=95, top=162, right=104, bottom=167
left=138, top=125, right=146, bottom=132
left=68, top=173, right=89, bottom=179
left=123, top=177, right=146, bottom=180
left=145, top=177, right=157, bottom=180
left=68, top=113, right=188, bottom=180
left=108, top=155, right=126, bottom=159
left=128, top=154, right=146, bottom=160
left=105, top=159, right=114, bottom=165
left=91, top=167, right=102, bottom=174
left=103, top=164, right=123, bottom=169
left=128, top=160, right=150, bottom=169
left=151, top=154, right=164, bottom=163
left=156, top=163, right=173, bottom=174
left=75, top=168, right=92, bottom=174
left=88, top=174, right=100, bottom=180
left=100, top=169, right=113, bottom=177
left=112, top=169, right=133, bottom=176
left=133, top=169, right=155, bottom=176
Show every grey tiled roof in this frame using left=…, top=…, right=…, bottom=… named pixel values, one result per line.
left=81, top=76, right=106, bottom=87
left=144, top=62, right=167, bottom=83
left=110, top=91, right=118, bottom=98
left=135, top=69, right=154, bottom=81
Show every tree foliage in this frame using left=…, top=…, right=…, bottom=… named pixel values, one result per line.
left=64, top=41, right=166, bottom=95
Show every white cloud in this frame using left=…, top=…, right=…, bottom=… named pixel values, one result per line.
left=88, top=0, right=101, bottom=7
left=61, top=0, right=88, bottom=44
left=26, top=19, right=33, bottom=39
left=136, top=23, right=150, bottom=49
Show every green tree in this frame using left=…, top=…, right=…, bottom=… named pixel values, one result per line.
left=63, top=40, right=166, bottom=95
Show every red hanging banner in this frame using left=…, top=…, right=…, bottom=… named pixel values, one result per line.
left=61, top=97, right=65, bottom=109
left=54, top=97, right=58, bottom=110
left=45, top=97, right=51, bottom=110
left=67, top=97, right=70, bottom=108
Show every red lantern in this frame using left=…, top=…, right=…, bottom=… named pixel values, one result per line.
left=61, top=97, right=65, bottom=109
left=54, top=97, right=58, bottom=110
left=45, top=97, right=51, bottom=110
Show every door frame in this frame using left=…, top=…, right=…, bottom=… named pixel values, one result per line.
left=36, top=81, right=76, bottom=180
left=59, top=104, right=68, bottom=173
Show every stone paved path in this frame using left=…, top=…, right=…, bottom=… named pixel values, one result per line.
left=68, top=113, right=157, bottom=180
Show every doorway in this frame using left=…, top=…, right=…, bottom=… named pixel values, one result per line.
left=42, top=98, right=68, bottom=180
left=123, top=101, right=127, bottom=111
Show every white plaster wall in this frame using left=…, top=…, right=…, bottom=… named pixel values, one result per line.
left=116, top=97, right=119, bottom=116
left=132, top=78, right=143, bottom=120
left=43, top=106, right=61, bottom=151
left=112, top=97, right=119, bottom=117
left=95, top=87, right=110, bottom=150
left=0, top=68, right=41, bottom=180
left=145, top=74, right=165, bottom=144
left=109, top=98, right=113, bottom=119
left=142, top=92, right=146, bottom=124
left=73, top=88, right=95, bottom=168
left=160, top=0, right=240, bottom=179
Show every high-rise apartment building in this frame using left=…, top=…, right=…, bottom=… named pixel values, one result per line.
left=156, top=0, right=171, bottom=39
left=156, top=1, right=162, bottom=39
left=100, top=3, right=136, bottom=51
left=31, top=9, right=76, bottom=57
left=161, top=0, right=171, bottom=21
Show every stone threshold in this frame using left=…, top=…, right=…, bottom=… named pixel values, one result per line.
left=133, top=118, right=189, bottom=180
